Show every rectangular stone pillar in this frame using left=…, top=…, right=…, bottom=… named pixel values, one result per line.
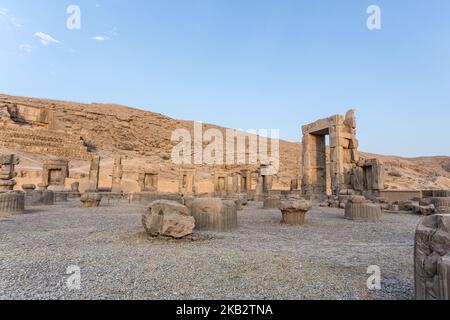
left=240, top=170, right=251, bottom=193
left=111, top=156, right=123, bottom=193
left=88, top=156, right=100, bottom=192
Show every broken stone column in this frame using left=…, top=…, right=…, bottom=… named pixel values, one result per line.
left=0, top=154, right=25, bottom=216
left=80, top=193, right=102, bottom=208
left=87, top=156, right=101, bottom=192
left=415, top=214, right=450, bottom=300
left=344, top=197, right=382, bottom=222
left=279, top=199, right=312, bottom=226
left=191, top=198, right=238, bottom=232
left=142, top=200, right=195, bottom=239
left=111, top=156, right=123, bottom=193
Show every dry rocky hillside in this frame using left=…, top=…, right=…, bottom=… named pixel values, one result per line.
left=0, top=93, right=449, bottom=192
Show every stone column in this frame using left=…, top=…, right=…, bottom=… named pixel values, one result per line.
left=0, top=154, right=25, bottom=216
left=88, top=156, right=101, bottom=192
left=329, top=125, right=345, bottom=196
left=111, top=156, right=123, bottom=193
left=231, top=173, right=240, bottom=194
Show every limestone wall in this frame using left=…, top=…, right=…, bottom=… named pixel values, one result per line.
left=0, top=124, right=91, bottom=160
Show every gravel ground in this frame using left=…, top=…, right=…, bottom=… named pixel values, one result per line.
left=0, top=200, right=420, bottom=300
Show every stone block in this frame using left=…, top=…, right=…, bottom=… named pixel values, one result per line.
left=129, top=192, right=183, bottom=205
left=191, top=198, right=238, bottom=232
left=142, top=200, right=195, bottom=239
left=25, top=190, right=54, bottom=206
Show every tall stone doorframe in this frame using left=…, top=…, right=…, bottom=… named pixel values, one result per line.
left=179, top=169, right=195, bottom=194
left=301, top=110, right=385, bottom=199
left=213, top=171, right=228, bottom=197
left=240, top=169, right=252, bottom=193
left=138, top=171, right=159, bottom=192
left=41, top=159, right=69, bottom=191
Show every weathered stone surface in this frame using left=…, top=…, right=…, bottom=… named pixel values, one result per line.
left=0, top=191, right=25, bottom=216
left=42, top=159, right=69, bottom=191
left=111, top=156, right=123, bottom=193
left=191, top=198, right=238, bottom=232
left=142, top=200, right=195, bottom=239
left=279, top=199, right=312, bottom=226
left=301, top=110, right=385, bottom=198
left=138, top=171, right=159, bottom=192
left=25, top=190, right=54, bottom=206
left=54, top=192, right=69, bottom=202
left=430, top=197, right=450, bottom=209
left=22, top=184, right=36, bottom=193
left=415, top=214, right=450, bottom=300
left=0, top=154, right=19, bottom=191
left=420, top=204, right=436, bottom=216
left=129, top=192, right=183, bottom=205
left=87, top=157, right=100, bottom=192
left=263, top=196, right=281, bottom=209
left=345, top=200, right=382, bottom=222
left=80, top=193, right=102, bottom=208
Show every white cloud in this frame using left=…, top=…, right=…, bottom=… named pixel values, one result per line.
left=35, top=32, right=61, bottom=46
left=19, top=44, right=33, bottom=54
left=0, top=7, right=22, bottom=28
left=91, top=36, right=109, bottom=41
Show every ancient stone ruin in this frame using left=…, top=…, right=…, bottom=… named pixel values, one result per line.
left=41, top=159, right=69, bottom=191
left=138, top=171, right=159, bottom=192
left=415, top=214, right=450, bottom=300
left=191, top=198, right=238, bottom=232
left=279, top=199, right=312, bottom=226
left=0, top=102, right=91, bottom=160
left=142, top=200, right=195, bottom=239
left=301, top=110, right=385, bottom=200
left=111, top=156, right=123, bottom=193
left=80, top=193, right=102, bottom=208
left=240, top=169, right=251, bottom=193
left=255, top=164, right=273, bottom=201
left=344, top=196, right=382, bottom=222
left=87, top=156, right=101, bottom=192
left=213, top=171, right=228, bottom=197
left=0, top=154, right=25, bottom=216
left=22, top=183, right=54, bottom=206
left=179, top=169, right=195, bottom=195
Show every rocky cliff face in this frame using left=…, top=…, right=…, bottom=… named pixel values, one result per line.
left=0, top=93, right=449, bottom=192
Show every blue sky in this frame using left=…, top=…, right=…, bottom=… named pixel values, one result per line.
left=1, top=0, right=449, bottom=157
